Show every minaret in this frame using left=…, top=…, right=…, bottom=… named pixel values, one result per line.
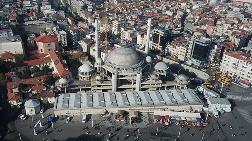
left=145, top=18, right=151, bottom=54
left=95, top=19, right=100, bottom=60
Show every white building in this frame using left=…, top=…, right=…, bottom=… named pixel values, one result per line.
left=120, top=27, right=136, bottom=42
left=136, top=31, right=146, bottom=48
left=167, top=43, right=189, bottom=62
left=207, top=98, right=231, bottom=113
left=24, top=99, right=41, bottom=116
left=57, top=30, right=68, bottom=47
left=220, top=51, right=252, bottom=86
left=112, top=20, right=120, bottom=35
left=79, top=38, right=93, bottom=53
left=0, top=35, right=24, bottom=54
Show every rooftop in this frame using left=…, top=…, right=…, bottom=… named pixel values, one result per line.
left=0, top=52, right=15, bottom=59
left=225, top=51, right=251, bottom=61
left=49, top=50, right=71, bottom=77
left=55, top=89, right=203, bottom=110
left=24, top=56, right=51, bottom=66
left=35, top=35, right=58, bottom=43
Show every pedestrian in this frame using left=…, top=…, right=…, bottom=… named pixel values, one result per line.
left=45, top=130, right=48, bottom=135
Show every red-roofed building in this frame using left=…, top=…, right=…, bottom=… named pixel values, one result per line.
left=6, top=76, right=54, bottom=105
left=7, top=93, right=22, bottom=106
left=0, top=52, right=16, bottom=62
left=35, top=35, right=59, bottom=54
left=48, top=50, right=72, bottom=79
left=24, top=57, right=51, bottom=68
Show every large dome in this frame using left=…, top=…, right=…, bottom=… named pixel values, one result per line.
left=105, top=47, right=144, bottom=69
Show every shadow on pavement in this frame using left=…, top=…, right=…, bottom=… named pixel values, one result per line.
left=53, top=135, right=103, bottom=141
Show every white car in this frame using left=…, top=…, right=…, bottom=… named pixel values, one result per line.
left=18, top=114, right=27, bottom=120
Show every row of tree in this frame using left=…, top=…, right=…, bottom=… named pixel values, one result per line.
left=16, top=65, right=53, bottom=79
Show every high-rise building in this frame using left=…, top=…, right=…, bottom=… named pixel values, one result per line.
left=190, top=37, right=212, bottom=66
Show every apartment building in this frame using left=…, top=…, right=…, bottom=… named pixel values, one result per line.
left=220, top=51, right=252, bottom=86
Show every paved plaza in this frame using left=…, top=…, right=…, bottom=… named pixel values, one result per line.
left=3, top=85, right=252, bottom=141
left=3, top=103, right=252, bottom=141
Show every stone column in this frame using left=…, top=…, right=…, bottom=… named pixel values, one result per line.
left=112, top=73, right=117, bottom=91
left=136, top=73, right=142, bottom=91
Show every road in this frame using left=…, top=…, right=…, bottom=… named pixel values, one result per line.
left=163, top=57, right=210, bottom=80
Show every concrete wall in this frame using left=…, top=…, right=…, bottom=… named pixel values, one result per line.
left=37, top=42, right=58, bottom=54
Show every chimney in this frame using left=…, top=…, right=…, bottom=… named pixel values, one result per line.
left=145, top=18, right=151, bottom=54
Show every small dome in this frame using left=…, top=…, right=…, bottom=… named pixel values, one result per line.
left=79, top=61, right=93, bottom=73
left=177, top=74, right=189, bottom=81
left=105, top=47, right=144, bottom=69
left=154, top=62, right=168, bottom=71
left=59, top=78, right=68, bottom=85
left=25, top=99, right=40, bottom=108
left=146, top=56, right=152, bottom=63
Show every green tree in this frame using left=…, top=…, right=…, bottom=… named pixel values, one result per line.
left=31, top=66, right=42, bottom=77
left=31, top=66, right=40, bottom=73
left=0, top=73, right=6, bottom=86
left=16, top=66, right=31, bottom=79
left=15, top=54, right=25, bottom=64
left=0, top=59, right=5, bottom=73
left=82, top=4, right=88, bottom=10
left=44, top=76, right=55, bottom=87
left=41, top=65, right=52, bottom=75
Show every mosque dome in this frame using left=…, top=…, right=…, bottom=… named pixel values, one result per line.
left=78, top=61, right=93, bottom=73
left=58, top=78, right=68, bottom=85
left=154, top=62, right=168, bottom=71
left=24, top=99, right=40, bottom=108
left=105, top=47, right=144, bottom=69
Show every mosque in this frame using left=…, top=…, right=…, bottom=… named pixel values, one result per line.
left=56, top=19, right=189, bottom=92
left=53, top=19, right=230, bottom=119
